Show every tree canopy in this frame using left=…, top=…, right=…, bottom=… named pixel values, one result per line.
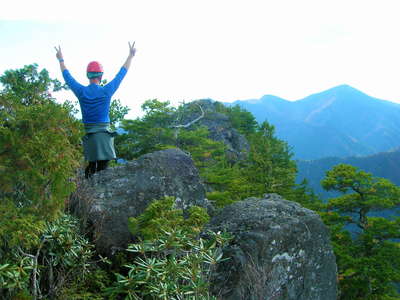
left=321, top=164, right=400, bottom=299
left=0, top=64, right=82, bottom=219
left=115, top=99, right=298, bottom=207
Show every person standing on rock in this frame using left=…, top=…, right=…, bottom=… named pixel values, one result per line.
left=55, top=42, right=136, bottom=178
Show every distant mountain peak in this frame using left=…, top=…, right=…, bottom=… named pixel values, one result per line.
left=331, top=84, right=353, bottom=90
left=327, top=84, right=364, bottom=94
left=229, top=85, right=400, bottom=160
left=297, top=84, right=376, bottom=105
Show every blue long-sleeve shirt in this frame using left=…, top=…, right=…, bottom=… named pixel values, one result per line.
left=62, top=67, right=127, bottom=123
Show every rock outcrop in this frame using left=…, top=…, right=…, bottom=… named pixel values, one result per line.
left=71, top=148, right=210, bottom=255
left=183, top=99, right=250, bottom=161
left=71, top=148, right=337, bottom=299
left=207, top=194, right=337, bottom=300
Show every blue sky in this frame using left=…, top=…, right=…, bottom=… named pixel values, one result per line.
left=2, top=0, right=400, bottom=117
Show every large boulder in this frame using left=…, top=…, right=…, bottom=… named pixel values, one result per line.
left=71, top=148, right=209, bottom=255
left=207, top=194, right=337, bottom=300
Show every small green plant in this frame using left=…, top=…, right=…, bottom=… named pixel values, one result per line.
left=0, top=214, right=101, bottom=300
left=109, top=197, right=231, bottom=299
left=105, top=230, right=231, bottom=300
left=128, top=197, right=210, bottom=240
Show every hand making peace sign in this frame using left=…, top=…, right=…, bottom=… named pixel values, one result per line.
left=54, top=45, right=63, bottom=61
left=128, top=41, right=136, bottom=58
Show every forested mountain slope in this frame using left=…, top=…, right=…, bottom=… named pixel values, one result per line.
left=231, top=85, right=400, bottom=159
left=297, top=148, right=400, bottom=198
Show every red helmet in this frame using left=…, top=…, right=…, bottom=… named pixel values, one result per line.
left=87, top=61, right=104, bottom=73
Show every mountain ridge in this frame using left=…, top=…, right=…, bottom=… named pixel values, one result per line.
left=229, top=85, right=400, bottom=159
left=297, top=147, right=400, bottom=199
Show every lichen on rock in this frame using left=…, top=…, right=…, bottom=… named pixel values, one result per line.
left=207, top=193, right=337, bottom=300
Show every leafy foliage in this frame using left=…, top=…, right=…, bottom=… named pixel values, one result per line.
left=241, top=121, right=297, bottom=198
left=116, top=99, right=297, bottom=207
left=214, top=102, right=258, bottom=135
left=174, top=127, right=242, bottom=207
left=0, top=200, right=46, bottom=252
left=0, top=64, right=65, bottom=106
left=115, top=99, right=177, bottom=160
left=0, top=214, right=100, bottom=300
left=109, top=98, right=130, bottom=130
left=111, top=196, right=229, bottom=299
left=0, top=65, right=91, bottom=299
left=297, top=149, right=400, bottom=200
left=321, top=164, right=400, bottom=299
left=128, top=197, right=210, bottom=240
left=286, top=178, right=325, bottom=211
left=105, top=230, right=230, bottom=300
left=0, top=64, right=82, bottom=219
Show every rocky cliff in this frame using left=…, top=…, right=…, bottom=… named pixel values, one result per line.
left=183, top=99, right=250, bottom=161
left=72, top=148, right=337, bottom=299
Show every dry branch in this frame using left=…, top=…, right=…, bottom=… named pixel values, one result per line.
left=172, top=103, right=205, bottom=129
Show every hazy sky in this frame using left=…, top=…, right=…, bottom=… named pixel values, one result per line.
left=2, top=0, right=400, bottom=117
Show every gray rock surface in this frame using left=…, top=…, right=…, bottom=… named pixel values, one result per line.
left=207, top=194, right=337, bottom=300
left=183, top=99, right=250, bottom=161
left=72, top=148, right=209, bottom=255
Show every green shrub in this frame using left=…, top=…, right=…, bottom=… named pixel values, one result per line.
left=57, top=268, right=111, bottom=300
left=0, top=214, right=100, bottom=299
left=116, top=197, right=230, bottom=299
left=0, top=64, right=87, bottom=299
left=105, top=230, right=231, bottom=300
left=128, top=197, right=210, bottom=240
left=0, top=64, right=82, bottom=219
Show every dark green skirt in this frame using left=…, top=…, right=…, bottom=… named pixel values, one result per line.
left=82, top=123, right=117, bottom=162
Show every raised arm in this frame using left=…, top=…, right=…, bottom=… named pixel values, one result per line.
left=55, top=46, right=66, bottom=72
left=54, top=45, right=83, bottom=95
left=123, top=41, right=136, bottom=70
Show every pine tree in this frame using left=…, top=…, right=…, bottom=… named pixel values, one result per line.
left=321, top=164, right=400, bottom=299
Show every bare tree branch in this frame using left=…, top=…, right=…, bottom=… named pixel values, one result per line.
left=18, top=238, right=46, bottom=300
left=172, top=104, right=205, bottom=129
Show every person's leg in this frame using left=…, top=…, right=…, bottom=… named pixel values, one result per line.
left=85, top=161, right=97, bottom=179
left=96, top=160, right=109, bottom=172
